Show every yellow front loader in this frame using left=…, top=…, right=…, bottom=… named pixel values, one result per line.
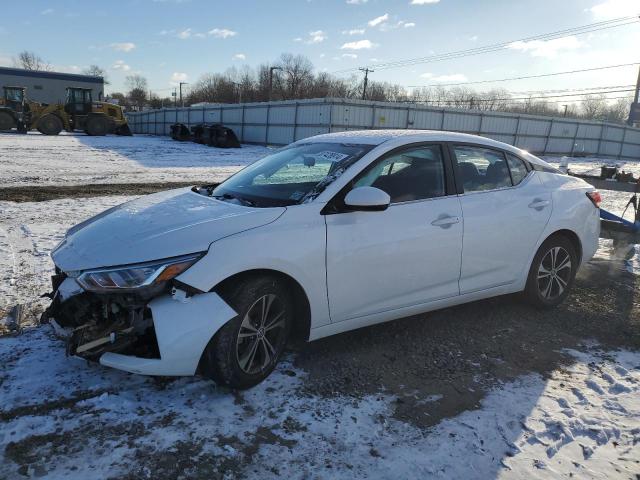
left=0, top=86, right=132, bottom=136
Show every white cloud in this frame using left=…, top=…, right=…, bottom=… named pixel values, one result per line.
left=342, top=28, right=366, bottom=35
left=170, top=72, right=188, bottom=86
left=403, top=22, right=416, bottom=28
left=589, top=0, right=639, bottom=19
left=177, top=28, right=192, bottom=39
left=507, top=36, right=582, bottom=58
left=346, top=0, right=368, bottom=3
left=368, top=14, right=389, bottom=27
left=41, top=8, right=54, bottom=15
left=110, top=42, right=136, bottom=52
left=469, top=35, right=478, bottom=41
left=307, top=30, right=327, bottom=44
left=111, top=60, right=131, bottom=71
left=420, top=73, right=468, bottom=82
left=208, top=28, right=237, bottom=39
left=341, top=39, right=377, bottom=50
left=410, top=0, right=440, bottom=4
left=342, top=53, right=358, bottom=59
left=319, top=53, right=326, bottom=58
left=233, top=53, right=246, bottom=60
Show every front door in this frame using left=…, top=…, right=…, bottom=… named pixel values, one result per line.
left=325, top=143, right=463, bottom=322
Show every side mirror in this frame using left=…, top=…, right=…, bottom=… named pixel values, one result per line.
left=344, top=186, right=391, bottom=212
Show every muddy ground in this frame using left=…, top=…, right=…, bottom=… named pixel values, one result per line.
left=0, top=182, right=217, bottom=202
left=1, top=182, right=639, bottom=478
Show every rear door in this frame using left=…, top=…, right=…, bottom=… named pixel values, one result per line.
left=451, top=144, right=552, bottom=294
left=324, top=143, right=463, bottom=321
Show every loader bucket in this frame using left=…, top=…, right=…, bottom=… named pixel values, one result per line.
left=116, top=124, right=133, bottom=136
left=170, top=123, right=191, bottom=141
left=205, top=124, right=241, bottom=148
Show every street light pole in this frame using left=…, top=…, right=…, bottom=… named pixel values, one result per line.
left=269, top=66, right=282, bottom=102
left=179, top=82, right=188, bottom=107
left=562, top=104, right=568, bottom=117
left=627, top=64, right=640, bottom=126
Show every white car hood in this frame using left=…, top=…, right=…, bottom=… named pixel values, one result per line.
left=52, top=188, right=285, bottom=272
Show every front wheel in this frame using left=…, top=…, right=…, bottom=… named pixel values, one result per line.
left=200, top=276, right=293, bottom=389
left=37, top=114, right=63, bottom=135
left=525, top=235, right=578, bottom=308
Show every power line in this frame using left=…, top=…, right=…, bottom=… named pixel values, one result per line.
left=333, top=15, right=640, bottom=74
left=508, top=84, right=635, bottom=95
left=406, top=62, right=640, bottom=88
left=410, top=90, right=634, bottom=106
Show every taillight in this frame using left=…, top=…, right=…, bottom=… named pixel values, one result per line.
left=586, top=191, right=602, bottom=208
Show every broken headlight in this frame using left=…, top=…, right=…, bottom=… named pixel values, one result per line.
left=76, top=253, right=203, bottom=292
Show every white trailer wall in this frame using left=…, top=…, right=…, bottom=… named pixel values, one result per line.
left=127, top=98, right=640, bottom=160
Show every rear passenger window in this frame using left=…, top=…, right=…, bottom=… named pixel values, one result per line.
left=506, top=153, right=529, bottom=185
left=453, top=146, right=511, bottom=192
left=354, top=145, right=446, bottom=203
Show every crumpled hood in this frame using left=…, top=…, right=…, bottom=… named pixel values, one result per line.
left=52, top=188, right=285, bottom=272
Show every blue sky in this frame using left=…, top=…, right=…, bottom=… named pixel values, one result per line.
left=1, top=0, right=638, bottom=99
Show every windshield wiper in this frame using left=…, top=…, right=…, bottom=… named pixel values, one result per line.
left=212, top=193, right=256, bottom=207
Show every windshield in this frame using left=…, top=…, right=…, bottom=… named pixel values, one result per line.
left=210, top=142, right=374, bottom=207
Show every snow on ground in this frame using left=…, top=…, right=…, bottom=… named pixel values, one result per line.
left=0, top=196, right=135, bottom=320
left=1, top=326, right=638, bottom=479
left=0, top=132, right=269, bottom=187
left=544, top=156, right=640, bottom=178
left=1, top=136, right=639, bottom=478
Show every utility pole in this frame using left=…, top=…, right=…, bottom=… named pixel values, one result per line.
left=268, top=66, right=282, bottom=102
left=627, top=64, right=640, bottom=126
left=359, top=67, right=374, bottom=100
left=562, top=104, right=568, bottom=117
left=179, top=82, right=188, bottom=107
left=173, top=88, right=177, bottom=107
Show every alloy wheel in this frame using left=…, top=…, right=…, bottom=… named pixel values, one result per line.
left=235, top=294, right=287, bottom=375
left=537, top=246, right=572, bottom=300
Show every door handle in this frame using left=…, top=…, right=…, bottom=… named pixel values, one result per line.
left=528, top=199, right=550, bottom=210
left=431, top=215, right=460, bottom=228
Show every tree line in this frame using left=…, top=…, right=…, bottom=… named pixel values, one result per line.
left=11, top=50, right=634, bottom=124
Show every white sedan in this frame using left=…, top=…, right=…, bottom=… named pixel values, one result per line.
left=46, top=130, right=601, bottom=389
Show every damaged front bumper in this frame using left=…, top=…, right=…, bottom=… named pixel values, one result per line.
left=43, top=273, right=236, bottom=376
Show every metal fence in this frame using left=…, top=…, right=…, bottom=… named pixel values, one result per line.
left=127, top=97, right=640, bottom=160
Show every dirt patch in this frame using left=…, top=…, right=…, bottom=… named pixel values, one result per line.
left=294, top=260, right=639, bottom=428
left=0, top=182, right=219, bottom=202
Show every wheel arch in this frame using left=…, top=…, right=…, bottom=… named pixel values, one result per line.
left=544, top=229, right=583, bottom=265
left=211, top=268, right=312, bottom=343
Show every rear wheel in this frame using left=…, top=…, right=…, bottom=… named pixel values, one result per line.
left=86, top=115, right=109, bottom=136
left=200, top=276, right=293, bottom=389
left=0, top=111, right=16, bottom=131
left=525, top=235, right=578, bottom=308
left=37, top=114, right=63, bottom=135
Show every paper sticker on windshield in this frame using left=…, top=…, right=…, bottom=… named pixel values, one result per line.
left=289, top=191, right=306, bottom=200
left=315, top=151, right=350, bottom=162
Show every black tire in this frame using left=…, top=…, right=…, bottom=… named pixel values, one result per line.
left=200, top=276, right=293, bottom=389
left=524, top=235, right=578, bottom=308
left=0, top=111, right=16, bottom=131
left=37, top=114, right=63, bottom=135
left=86, top=115, right=109, bottom=136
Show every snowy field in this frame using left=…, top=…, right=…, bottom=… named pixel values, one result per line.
left=1, top=132, right=639, bottom=478
left=0, top=132, right=269, bottom=187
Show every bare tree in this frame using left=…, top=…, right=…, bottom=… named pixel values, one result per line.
left=14, top=51, right=51, bottom=71
left=277, top=53, right=314, bottom=100
left=125, top=75, right=149, bottom=109
left=83, top=65, right=109, bottom=84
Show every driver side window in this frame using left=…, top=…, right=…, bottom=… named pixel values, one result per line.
left=354, top=145, right=446, bottom=203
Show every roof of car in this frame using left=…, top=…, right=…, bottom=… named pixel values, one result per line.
left=307, top=129, right=506, bottom=145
